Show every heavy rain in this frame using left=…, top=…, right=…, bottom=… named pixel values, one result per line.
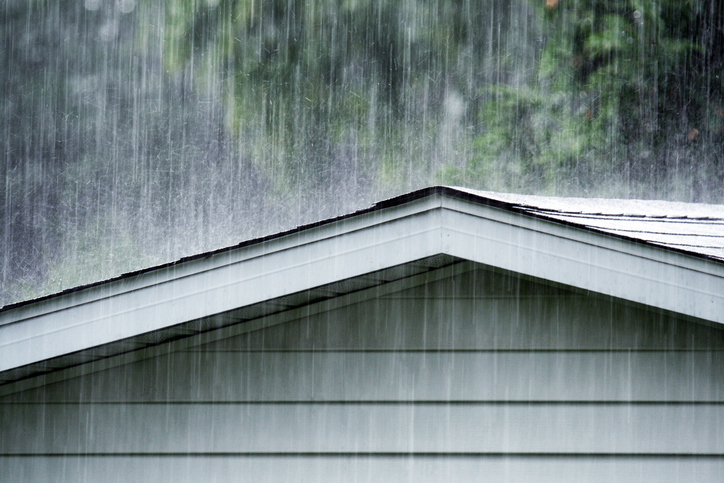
left=3, top=0, right=722, bottom=305
left=2, top=2, right=724, bottom=482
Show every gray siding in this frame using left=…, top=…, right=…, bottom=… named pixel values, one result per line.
left=2, top=266, right=724, bottom=481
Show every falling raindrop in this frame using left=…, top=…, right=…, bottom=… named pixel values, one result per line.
left=116, top=0, right=135, bottom=14
left=84, top=0, right=103, bottom=11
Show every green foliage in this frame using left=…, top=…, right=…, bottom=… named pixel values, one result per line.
left=459, top=0, right=724, bottom=195
left=161, top=0, right=501, bottom=191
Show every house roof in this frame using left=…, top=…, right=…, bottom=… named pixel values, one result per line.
left=1, top=186, right=723, bottom=393
left=454, top=187, right=724, bottom=261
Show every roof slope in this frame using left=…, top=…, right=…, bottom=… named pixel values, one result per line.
left=1, top=186, right=723, bottom=393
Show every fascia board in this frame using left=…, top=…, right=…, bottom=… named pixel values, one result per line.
left=440, top=197, right=724, bottom=325
left=0, top=196, right=446, bottom=373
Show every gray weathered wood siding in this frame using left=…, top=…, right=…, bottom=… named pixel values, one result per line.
left=2, top=264, right=724, bottom=481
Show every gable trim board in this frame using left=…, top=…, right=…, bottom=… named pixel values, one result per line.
left=1, top=186, right=723, bottom=393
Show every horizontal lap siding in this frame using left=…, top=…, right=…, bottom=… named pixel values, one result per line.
left=3, top=456, right=724, bottom=483
left=3, top=267, right=724, bottom=482
left=3, top=403, right=724, bottom=454
left=7, top=351, right=724, bottom=402
left=198, top=299, right=724, bottom=351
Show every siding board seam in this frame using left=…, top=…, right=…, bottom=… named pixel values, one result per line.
left=2, top=452, right=723, bottom=458
left=3, top=401, right=724, bottom=405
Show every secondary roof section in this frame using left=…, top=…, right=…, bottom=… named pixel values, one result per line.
left=455, top=187, right=724, bottom=261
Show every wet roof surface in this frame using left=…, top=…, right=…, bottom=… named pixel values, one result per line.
left=453, top=187, right=724, bottom=261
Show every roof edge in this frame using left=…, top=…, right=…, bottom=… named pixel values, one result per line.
left=0, top=187, right=457, bottom=313
left=3, top=185, right=722, bottom=315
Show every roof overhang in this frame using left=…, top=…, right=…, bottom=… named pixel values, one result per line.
left=2, top=187, right=723, bottom=388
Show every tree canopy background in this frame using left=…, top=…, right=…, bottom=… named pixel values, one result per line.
left=2, top=0, right=723, bottom=305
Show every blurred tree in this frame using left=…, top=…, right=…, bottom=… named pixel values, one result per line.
left=4, top=0, right=540, bottom=305
left=462, top=0, right=724, bottom=198
left=162, top=0, right=534, bottom=191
